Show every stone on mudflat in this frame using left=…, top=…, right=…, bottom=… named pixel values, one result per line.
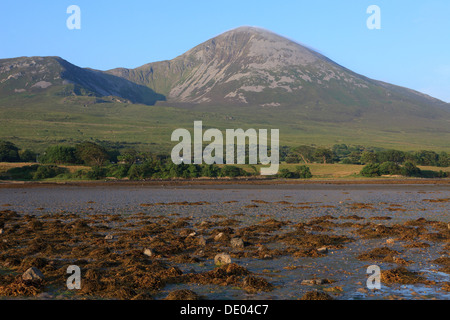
left=22, top=267, right=45, bottom=281
left=230, top=237, right=245, bottom=249
left=143, top=248, right=153, bottom=257
left=214, top=253, right=232, bottom=266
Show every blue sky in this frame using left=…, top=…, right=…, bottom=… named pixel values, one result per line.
left=1, top=0, right=449, bottom=102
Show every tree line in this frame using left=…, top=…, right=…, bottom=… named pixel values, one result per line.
left=0, top=140, right=311, bottom=180
left=1, top=140, right=448, bottom=180
left=285, top=144, right=450, bottom=167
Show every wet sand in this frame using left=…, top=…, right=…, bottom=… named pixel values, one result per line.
left=0, top=183, right=449, bottom=300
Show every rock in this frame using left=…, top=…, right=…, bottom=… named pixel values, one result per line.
left=301, top=279, right=326, bottom=285
left=230, top=237, right=245, bottom=249
left=257, top=245, right=267, bottom=252
left=22, top=267, right=45, bottom=281
left=357, top=288, right=368, bottom=294
left=105, top=234, right=115, bottom=240
left=197, top=236, right=207, bottom=246
left=37, top=292, right=54, bottom=299
left=0, top=228, right=3, bottom=235
left=214, top=253, right=232, bottom=266
left=317, top=247, right=328, bottom=254
left=165, top=289, right=200, bottom=300
left=199, top=221, right=209, bottom=228
left=143, top=248, right=153, bottom=257
left=243, top=275, right=274, bottom=293
left=386, top=238, right=395, bottom=244
left=214, top=232, right=226, bottom=241
left=301, top=290, right=334, bottom=300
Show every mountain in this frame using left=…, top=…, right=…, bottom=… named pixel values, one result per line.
left=107, top=26, right=449, bottom=120
left=0, top=26, right=449, bottom=152
left=0, top=56, right=164, bottom=105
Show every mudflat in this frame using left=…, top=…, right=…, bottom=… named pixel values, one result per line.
left=0, top=183, right=449, bottom=300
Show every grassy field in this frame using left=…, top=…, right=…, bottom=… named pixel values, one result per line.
left=1, top=93, right=450, bottom=154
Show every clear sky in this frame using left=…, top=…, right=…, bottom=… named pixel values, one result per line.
left=1, top=0, right=449, bottom=102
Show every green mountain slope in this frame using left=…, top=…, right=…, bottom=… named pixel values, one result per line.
left=0, top=26, right=449, bottom=153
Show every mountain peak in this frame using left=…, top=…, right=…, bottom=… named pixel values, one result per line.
left=105, top=27, right=449, bottom=112
left=222, top=26, right=278, bottom=36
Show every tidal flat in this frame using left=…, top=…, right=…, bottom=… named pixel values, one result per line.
left=0, top=183, right=449, bottom=300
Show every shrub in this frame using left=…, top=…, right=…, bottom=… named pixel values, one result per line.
left=2, top=165, right=40, bottom=180
left=106, top=164, right=130, bottom=179
left=19, top=149, right=37, bottom=162
left=201, top=164, right=220, bottom=178
left=360, top=164, right=381, bottom=177
left=0, top=141, right=20, bottom=162
left=401, top=162, right=421, bottom=177
left=85, top=166, right=107, bottom=180
left=33, top=165, right=67, bottom=180
left=379, top=161, right=401, bottom=175
left=285, top=156, right=299, bottom=164
left=278, top=169, right=295, bottom=179
left=75, top=142, right=110, bottom=166
left=220, top=166, right=247, bottom=178
left=40, top=145, right=78, bottom=164
left=296, top=165, right=313, bottom=179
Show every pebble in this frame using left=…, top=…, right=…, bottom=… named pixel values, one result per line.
left=301, top=279, right=326, bottom=285
left=143, top=248, right=153, bottom=257
left=317, top=247, right=328, bottom=254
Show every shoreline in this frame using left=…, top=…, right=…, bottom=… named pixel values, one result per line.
left=1, top=177, right=449, bottom=188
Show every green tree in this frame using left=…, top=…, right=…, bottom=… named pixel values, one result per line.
left=220, top=165, right=247, bottom=178
left=377, top=150, right=405, bottom=164
left=33, top=165, right=67, bottom=180
left=360, top=151, right=377, bottom=165
left=118, top=148, right=139, bottom=164
left=360, top=164, right=381, bottom=177
left=19, top=149, right=37, bottom=162
left=278, top=169, right=295, bottom=179
left=401, top=162, right=422, bottom=177
left=201, top=164, right=220, bottom=177
left=414, top=150, right=438, bottom=166
left=76, top=142, right=110, bottom=166
left=438, top=152, right=450, bottom=167
left=291, top=145, right=316, bottom=164
left=41, top=145, right=77, bottom=164
left=0, top=140, right=20, bottom=162
left=379, top=162, right=401, bottom=175
left=314, top=148, right=334, bottom=164
left=295, top=165, right=313, bottom=179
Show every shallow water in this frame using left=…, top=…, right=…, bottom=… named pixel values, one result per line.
left=1, top=183, right=449, bottom=300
